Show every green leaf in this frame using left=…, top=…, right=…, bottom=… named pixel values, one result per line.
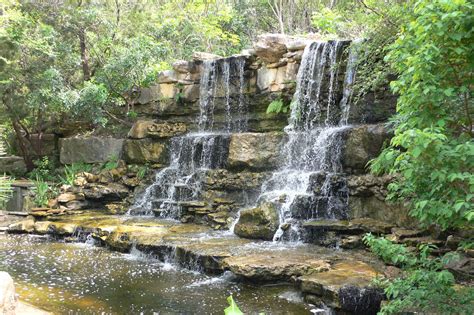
left=224, top=295, right=243, bottom=315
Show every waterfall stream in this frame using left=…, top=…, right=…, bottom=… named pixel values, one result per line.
left=251, top=40, right=360, bottom=242
left=129, top=56, right=248, bottom=218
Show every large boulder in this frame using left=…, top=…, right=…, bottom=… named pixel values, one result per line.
left=234, top=202, right=279, bottom=240
left=59, top=137, right=124, bottom=164
left=343, top=124, right=391, bottom=172
left=128, top=121, right=187, bottom=139
left=123, top=139, right=167, bottom=164
left=254, top=34, right=289, bottom=63
left=228, top=132, right=284, bottom=170
left=0, top=272, right=16, bottom=315
left=0, top=156, right=27, bottom=176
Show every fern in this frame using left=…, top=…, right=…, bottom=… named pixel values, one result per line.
left=266, top=98, right=288, bottom=114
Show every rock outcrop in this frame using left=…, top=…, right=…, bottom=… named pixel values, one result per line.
left=234, top=202, right=279, bottom=240
left=59, top=137, right=124, bottom=164
left=228, top=132, right=284, bottom=170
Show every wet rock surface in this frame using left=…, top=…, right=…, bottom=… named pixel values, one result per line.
left=228, top=132, right=285, bottom=170
left=299, top=261, right=383, bottom=314
left=234, top=202, right=279, bottom=240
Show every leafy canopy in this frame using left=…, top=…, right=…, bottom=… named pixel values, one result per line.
left=371, top=0, right=474, bottom=231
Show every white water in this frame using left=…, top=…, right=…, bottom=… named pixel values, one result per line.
left=130, top=57, right=248, bottom=218
left=236, top=40, right=361, bottom=242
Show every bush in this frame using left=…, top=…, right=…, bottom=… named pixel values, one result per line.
left=364, top=234, right=474, bottom=314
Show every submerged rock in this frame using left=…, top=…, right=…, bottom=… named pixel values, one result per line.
left=234, top=202, right=279, bottom=240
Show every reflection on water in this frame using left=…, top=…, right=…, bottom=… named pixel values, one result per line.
left=0, top=234, right=311, bottom=314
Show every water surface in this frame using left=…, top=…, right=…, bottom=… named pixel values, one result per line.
left=0, top=234, right=311, bottom=314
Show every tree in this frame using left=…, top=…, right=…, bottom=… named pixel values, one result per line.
left=371, top=0, right=474, bottom=231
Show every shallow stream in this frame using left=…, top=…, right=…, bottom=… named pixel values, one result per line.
left=0, top=234, right=312, bottom=314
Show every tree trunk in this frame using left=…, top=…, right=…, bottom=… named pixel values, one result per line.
left=11, top=120, right=34, bottom=171
left=79, top=28, right=91, bottom=81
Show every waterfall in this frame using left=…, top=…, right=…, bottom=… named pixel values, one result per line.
left=129, top=56, right=247, bottom=218
left=339, top=39, right=362, bottom=125
left=247, top=40, right=359, bottom=242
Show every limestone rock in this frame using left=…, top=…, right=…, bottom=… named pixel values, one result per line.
left=192, top=52, right=222, bottom=61
left=343, top=124, right=391, bottom=172
left=181, top=84, right=200, bottom=102
left=254, top=34, right=289, bottom=63
left=223, top=253, right=331, bottom=281
left=8, top=218, right=35, bottom=233
left=204, top=170, right=269, bottom=191
left=128, top=120, right=155, bottom=139
left=34, top=221, right=52, bottom=234
left=172, top=60, right=198, bottom=73
left=0, top=272, right=16, bottom=315
left=286, top=38, right=311, bottom=51
left=234, top=202, right=279, bottom=240
left=123, top=139, right=167, bottom=164
left=299, top=261, right=383, bottom=314
left=129, top=121, right=187, bottom=139
left=82, top=183, right=129, bottom=201
left=157, top=70, right=178, bottom=83
left=0, top=156, right=27, bottom=176
left=136, top=83, right=178, bottom=103
left=147, top=123, right=187, bottom=139
left=57, top=193, right=83, bottom=203
left=59, top=137, right=124, bottom=164
left=228, top=132, right=284, bottom=170
left=256, top=62, right=297, bottom=92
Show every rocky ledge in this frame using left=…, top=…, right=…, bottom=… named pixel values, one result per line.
left=7, top=212, right=391, bottom=314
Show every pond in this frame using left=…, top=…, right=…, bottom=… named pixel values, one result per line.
left=0, top=234, right=314, bottom=314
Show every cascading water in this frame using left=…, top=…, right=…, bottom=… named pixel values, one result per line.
left=249, top=40, right=360, bottom=242
left=129, top=56, right=248, bottom=218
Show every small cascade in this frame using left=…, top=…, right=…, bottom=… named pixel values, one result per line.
left=339, top=39, right=362, bottom=125
left=248, top=40, right=359, bottom=242
left=129, top=56, right=248, bottom=218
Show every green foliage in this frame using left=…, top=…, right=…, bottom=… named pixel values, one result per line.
left=0, top=132, right=12, bottom=205
left=224, top=295, right=243, bottom=315
left=0, top=175, right=12, bottom=207
left=32, top=176, right=51, bottom=207
left=102, top=155, right=119, bottom=171
left=28, top=157, right=57, bottom=182
left=312, top=8, right=344, bottom=35
left=136, top=164, right=150, bottom=180
left=370, top=0, right=474, bottom=231
left=364, top=234, right=474, bottom=314
left=60, top=163, right=93, bottom=186
left=266, top=98, right=288, bottom=114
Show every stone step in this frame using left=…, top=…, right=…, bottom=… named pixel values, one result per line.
left=302, top=218, right=394, bottom=248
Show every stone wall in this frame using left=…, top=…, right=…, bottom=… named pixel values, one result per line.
left=42, top=34, right=403, bottom=230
